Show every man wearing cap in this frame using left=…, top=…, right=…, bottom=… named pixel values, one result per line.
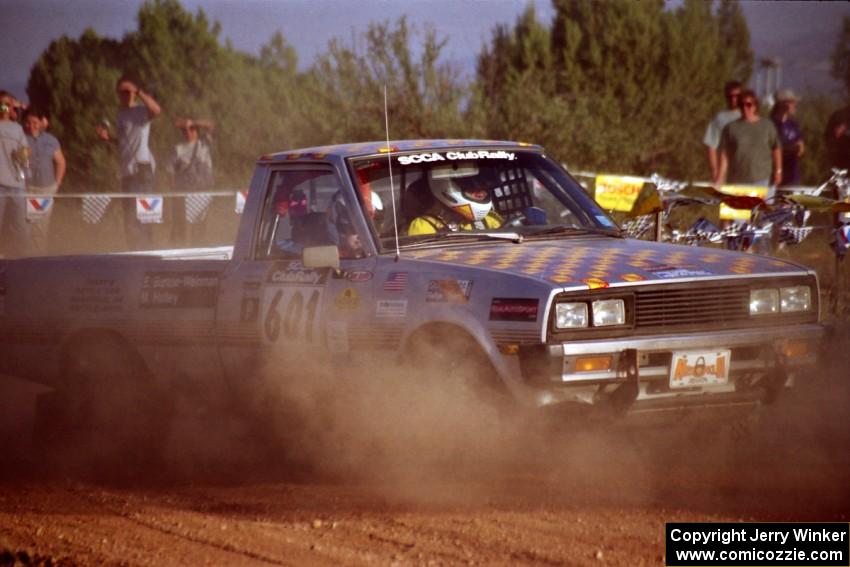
left=770, top=89, right=804, bottom=187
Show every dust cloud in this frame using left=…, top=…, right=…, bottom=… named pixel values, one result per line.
left=2, top=326, right=848, bottom=520
left=154, top=327, right=850, bottom=518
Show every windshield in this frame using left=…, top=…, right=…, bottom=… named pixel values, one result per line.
left=348, top=149, right=618, bottom=250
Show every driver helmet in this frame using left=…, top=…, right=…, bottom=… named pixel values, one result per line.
left=428, top=163, right=493, bottom=222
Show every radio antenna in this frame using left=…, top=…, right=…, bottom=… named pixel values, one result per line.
left=384, top=84, right=401, bottom=260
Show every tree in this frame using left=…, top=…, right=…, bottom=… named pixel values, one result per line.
left=27, top=30, right=124, bottom=190
left=831, top=16, right=850, bottom=96
left=301, top=18, right=466, bottom=144
left=472, top=0, right=754, bottom=180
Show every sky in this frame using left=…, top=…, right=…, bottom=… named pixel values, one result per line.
left=1, top=0, right=849, bottom=103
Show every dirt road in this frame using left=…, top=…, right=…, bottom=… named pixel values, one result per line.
left=2, top=343, right=848, bottom=566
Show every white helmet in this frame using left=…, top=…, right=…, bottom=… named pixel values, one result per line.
left=428, top=163, right=493, bottom=222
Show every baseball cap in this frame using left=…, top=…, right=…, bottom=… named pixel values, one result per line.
left=775, top=88, right=799, bottom=103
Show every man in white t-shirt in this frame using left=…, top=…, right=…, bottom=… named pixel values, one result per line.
left=96, top=75, right=161, bottom=250
left=703, top=81, right=742, bottom=182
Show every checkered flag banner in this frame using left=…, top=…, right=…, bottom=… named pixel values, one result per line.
left=81, top=195, right=112, bottom=224
left=621, top=214, right=655, bottom=239
left=185, top=193, right=214, bottom=224
left=779, top=225, right=814, bottom=245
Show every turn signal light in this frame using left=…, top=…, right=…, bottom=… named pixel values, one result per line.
left=781, top=340, right=810, bottom=358
left=575, top=355, right=613, bottom=372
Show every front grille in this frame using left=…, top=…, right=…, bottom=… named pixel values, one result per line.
left=635, top=285, right=750, bottom=329
left=547, top=275, right=818, bottom=340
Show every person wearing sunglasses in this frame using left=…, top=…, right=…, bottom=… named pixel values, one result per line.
left=714, top=89, right=781, bottom=189
left=703, top=81, right=742, bottom=183
left=169, top=117, right=215, bottom=246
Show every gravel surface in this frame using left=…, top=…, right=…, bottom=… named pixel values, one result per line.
left=1, top=335, right=848, bottom=566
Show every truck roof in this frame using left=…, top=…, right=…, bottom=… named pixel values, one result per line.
left=260, top=139, right=542, bottom=162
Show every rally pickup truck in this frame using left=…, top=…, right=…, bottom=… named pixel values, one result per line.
left=0, top=139, right=825, bottom=439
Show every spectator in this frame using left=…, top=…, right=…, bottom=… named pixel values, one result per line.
left=0, top=91, right=30, bottom=258
left=769, top=89, right=805, bottom=187
left=715, top=89, right=781, bottom=188
left=703, top=80, right=742, bottom=181
left=169, top=117, right=214, bottom=245
left=95, top=75, right=161, bottom=250
left=23, top=107, right=66, bottom=255
left=825, top=77, right=850, bottom=171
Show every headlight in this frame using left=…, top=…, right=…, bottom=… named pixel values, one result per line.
left=556, top=302, right=588, bottom=328
left=780, top=286, right=811, bottom=312
left=750, top=288, right=779, bottom=315
left=592, top=299, right=625, bottom=326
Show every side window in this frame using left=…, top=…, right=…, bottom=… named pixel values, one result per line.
left=255, top=168, right=358, bottom=260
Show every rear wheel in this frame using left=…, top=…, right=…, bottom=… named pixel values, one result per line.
left=35, top=334, right=172, bottom=477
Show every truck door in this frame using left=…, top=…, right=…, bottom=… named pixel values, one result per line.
left=216, top=164, right=376, bottom=397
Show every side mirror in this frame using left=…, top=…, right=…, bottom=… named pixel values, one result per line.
left=302, top=245, right=340, bottom=269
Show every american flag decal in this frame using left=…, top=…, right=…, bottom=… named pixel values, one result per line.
left=383, top=272, right=408, bottom=291
left=82, top=195, right=112, bottom=224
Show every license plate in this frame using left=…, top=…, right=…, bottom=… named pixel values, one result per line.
left=669, top=350, right=731, bottom=389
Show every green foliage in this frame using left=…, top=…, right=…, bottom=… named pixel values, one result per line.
left=27, top=0, right=762, bottom=193
left=831, top=16, right=850, bottom=96
left=472, top=0, right=754, bottom=181
left=301, top=17, right=466, bottom=143
left=26, top=2, right=465, bottom=192
left=797, top=94, right=842, bottom=185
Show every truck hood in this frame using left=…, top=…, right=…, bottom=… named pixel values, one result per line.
left=405, top=238, right=810, bottom=291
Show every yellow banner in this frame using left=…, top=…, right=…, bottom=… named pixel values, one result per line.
left=594, top=175, right=645, bottom=212
left=718, top=185, right=769, bottom=220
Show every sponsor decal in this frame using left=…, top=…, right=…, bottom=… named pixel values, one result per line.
left=136, top=197, right=164, bottom=224
left=426, top=279, right=473, bottom=303
left=383, top=271, right=408, bottom=292
left=267, top=261, right=329, bottom=285
left=69, top=277, right=125, bottom=313
left=397, top=150, right=516, bottom=166
left=139, top=271, right=219, bottom=308
left=489, top=298, right=539, bottom=322
left=346, top=270, right=373, bottom=282
left=26, top=197, right=53, bottom=221
left=647, top=267, right=713, bottom=279
left=240, top=281, right=261, bottom=323
left=326, top=321, right=350, bottom=354
left=376, top=299, right=408, bottom=318
left=594, top=175, right=645, bottom=212
left=335, top=288, right=361, bottom=311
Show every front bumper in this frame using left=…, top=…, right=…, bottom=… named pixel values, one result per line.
left=519, top=324, right=824, bottom=411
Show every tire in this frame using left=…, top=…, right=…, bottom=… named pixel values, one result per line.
left=403, top=327, right=514, bottom=414
left=39, top=333, right=172, bottom=476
